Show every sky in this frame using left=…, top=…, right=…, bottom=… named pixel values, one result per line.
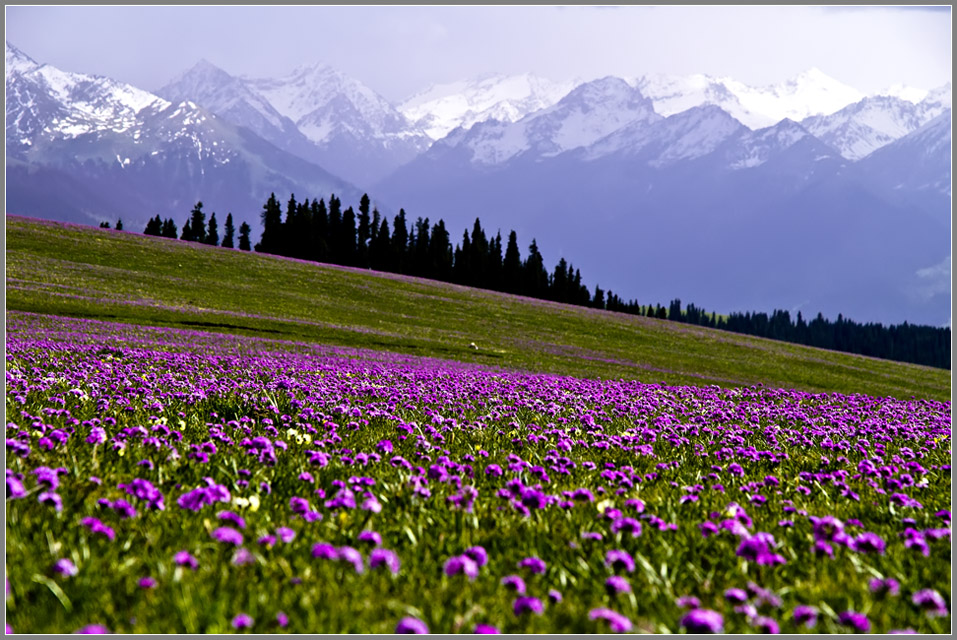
left=5, top=5, right=952, bottom=102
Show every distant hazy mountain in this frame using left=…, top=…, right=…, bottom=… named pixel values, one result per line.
left=242, top=63, right=431, bottom=186
left=399, top=73, right=579, bottom=140
left=376, top=92, right=950, bottom=327
left=633, top=68, right=866, bottom=129
left=5, top=42, right=362, bottom=230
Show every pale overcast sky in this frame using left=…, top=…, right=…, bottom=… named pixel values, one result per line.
left=5, top=5, right=952, bottom=101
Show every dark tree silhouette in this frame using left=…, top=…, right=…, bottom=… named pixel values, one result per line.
left=222, top=213, right=235, bottom=249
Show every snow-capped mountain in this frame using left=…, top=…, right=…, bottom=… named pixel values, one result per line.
left=424, top=77, right=660, bottom=167
left=155, top=59, right=329, bottom=170
left=583, top=104, right=748, bottom=166
left=801, top=95, right=926, bottom=160
left=6, top=42, right=362, bottom=229
left=633, top=68, right=865, bottom=130
left=399, top=73, right=579, bottom=140
left=243, top=63, right=431, bottom=186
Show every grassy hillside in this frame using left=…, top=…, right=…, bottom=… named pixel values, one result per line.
left=5, top=215, right=950, bottom=401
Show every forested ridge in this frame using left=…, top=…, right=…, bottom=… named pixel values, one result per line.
left=136, top=192, right=950, bottom=370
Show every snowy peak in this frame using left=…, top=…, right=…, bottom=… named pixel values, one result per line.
left=877, top=83, right=930, bottom=104
left=719, top=118, right=831, bottom=170
left=635, top=68, right=865, bottom=130
left=158, top=58, right=289, bottom=133
left=801, top=94, right=927, bottom=160
left=586, top=103, right=747, bottom=166
left=399, top=72, right=578, bottom=140
left=5, top=41, right=39, bottom=76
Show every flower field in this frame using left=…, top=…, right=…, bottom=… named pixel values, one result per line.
left=5, top=311, right=952, bottom=633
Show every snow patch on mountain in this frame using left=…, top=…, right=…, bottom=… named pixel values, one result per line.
left=399, top=73, right=579, bottom=140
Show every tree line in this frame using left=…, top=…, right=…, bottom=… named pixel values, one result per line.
left=130, top=192, right=949, bottom=371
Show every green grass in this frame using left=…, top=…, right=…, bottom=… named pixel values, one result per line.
left=6, top=215, right=950, bottom=401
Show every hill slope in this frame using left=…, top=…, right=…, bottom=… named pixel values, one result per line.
left=5, top=215, right=949, bottom=401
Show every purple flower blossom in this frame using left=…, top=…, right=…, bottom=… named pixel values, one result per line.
left=396, top=617, right=428, bottom=634
left=276, top=527, right=295, bottom=543
left=610, top=517, right=643, bottom=537
left=548, top=589, right=562, bottom=603
left=851, top=532, right=885, bottom=554
left=473, top=623, right=500, bottom=633
left=912, top=589, right=948, bottom=617
left=369, top=548, right=401, bottom=574
left=753, top=616, right=779, bottom=634
left=80, top=517, right=115, bottom=541
left=74, top=624, right=111, bottom=634
left=501, top=575, right=526, bottom=594
left=211, top=527, right=244, bottom=546
left=680, top=609, right=724, bottom=634
left=792, top=605, right=818, bottom=628
left=337, top=546, right=365, bottom=573
left=217, top=511, right=246, bottom=529
left=589, top=608, right=633, bottom=633
left=604, top=549, right=634, bottom=573
left=444, top=555, right=478, bottom=580
left=464, top=546, right=488, bottom=567
left=513, top=596, right=543, bottom=616
left=232, top=613, right=254, bottom=630
left=312, top=543, right=338, bottom=559
left=838, top=611, right=870, bottom=633
left=869, top=577, right=900, bottom=596
left=232, top=547, right=256, bottom=566
left=724, top=588, right=748, bottom=603
left=676, top=595, right=700, bottom=609
left=138, top=576, right=156, bottom=589
left=518, top=556, right=546, bottom=574
left=605, top=575, right=631, bottom=595
left=174, top=550, right=198, bottom=570
left=53, top=558, right=78, bottom=577
left=357, top=530, right=382, bottom=547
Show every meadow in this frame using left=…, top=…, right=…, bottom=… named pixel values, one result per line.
left=4, top=217, right=952, bottom=633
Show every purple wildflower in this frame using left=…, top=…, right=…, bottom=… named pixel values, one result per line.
left=444, top=555, right=478, bottom=580
left=604, top=549, right=635, bottom=573
left=217, top=511, right=246, bottom=529
left=464, top=546, right=488, bottom=567
left=232, top=547, right=256, bottom=566
left=680, top=608, right=724, bottom=633
left=80, top=517, right=115, bottom=541
left=605, top=575, right=631, bottom=595
left=276, top=527, right=295, bottom=543
left=74, top=624, right=110, bottom=634
left=518, top=556, right=546, bottom=574
left=725, top=588, right=748, bottom=604
left=753, top=616, right=779, bottom=634
left=337, top=546, right=365, bottom=573
left=211, top=527, right=243, bottom=546
left=474, top=623, right=500, bottom=633
left=792, top=605, right=817, bottom=628
left=513, top=596, right=543, bottom=616
left=851, top=532, right=886, bottom=554
left=501, top=575, right=526, bottom=594
left=912, top=589, right=948, bottom=617
left=677, top=595, right=700, bottom=609
left=138, top=576, right=156, bottom=589
left=869, top=577, right=900, bottom=596
left=232, top=613, right=254, bottom=630
left=838, top=611, right=870, bottom=633
left=396, top=617, right=429, bottom=634
left=312, top=543, right=338, bottom=559
left=53, top=558, right=78, bottom=577
left=589, top=608, right=633, bottom=633
left=358, top=530, right=382, bottom=547
left=173, top=550, right=198, bottom=570
left=369, top=548, right=401, bottom=574
left=548, top=589, right=562, bottom=603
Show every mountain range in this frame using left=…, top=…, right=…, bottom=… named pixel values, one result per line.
left=5, top=41, right=951, bottom=327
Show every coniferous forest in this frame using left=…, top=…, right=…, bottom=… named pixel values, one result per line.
left=140, top=193, right=950, bottom=370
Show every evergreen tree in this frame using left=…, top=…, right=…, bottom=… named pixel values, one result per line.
left=311, top=198, right=329, bottom=262
left=222, top=213, right=235, bottom=248
left=258, top=193, right=283, bottom=253
left=502, top=230, right=522, bottom=293
left=144, top=215, right=162, bottom=236
left=371, top=218, right=390, bottom=271
left=454, top=231, right=471, bottom=284
left=357, top=194, right=372, bottom=267
left=340, top=206, right=358, bottom=266
left=523, top=239, right=548, bottom=298
left=161, top=218, right=178, bottom=239
left=204, top=212, right=219, bottom=246
left=99, top=221, right=110, bottom=229
left=428, top=219, right=453, bottom=281
left=238, top=222, right=252, bottom=251
left=180, top=219, right=192, bottom=241
left=413, top=217, right=431, bottom=276
left=189, top=202, right=206, bottom=243
left=115, top=218, right=124, bottom=231
left=592, top=285, right=605, bottom=309
left=391, top=209, right=409, bottom=273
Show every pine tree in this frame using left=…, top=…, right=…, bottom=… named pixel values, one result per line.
left=429, top=219, right=453, bottom=281
left=144, top=215, right=162, bottom=236
left=180, top=219, right=192, bottom=241
left=99, top=221, right=110, bottom=229
left=162, top=218, right=178, bottom=239
left=340, top=206, right=357, bottom=266
left=115, top=218, right=124, bottom=231
left=502, top=230, right=522, bottom=293
left=371, top=218, right=390, bottom=271
left=258, top=193, right=282, bottom=253
left=222, top=213, right=235, bottom=248
left=189, top=202, right=206, bottom=243
left=311, top=198, right=329, bottom=262
left=357, top=194, right=372, bottom=267
left=523, top=239, right=548, bottom=298
left=238, top=222, right=252, bottom=251
left=592, top=285, right=605, bottom=309
left=391, top=209, right=409, bottom=273
left=204, top=212, right=219, bottom=246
